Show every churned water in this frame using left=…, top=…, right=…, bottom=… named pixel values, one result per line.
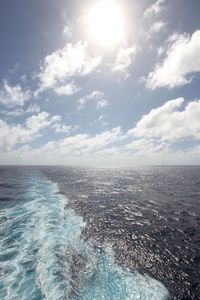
left=0, top=166, right=200, bottom=299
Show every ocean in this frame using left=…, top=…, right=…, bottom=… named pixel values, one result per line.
left=0, top=166, right=200, bottom=299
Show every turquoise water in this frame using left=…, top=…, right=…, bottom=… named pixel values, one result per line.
left=0, top=172, right=169, bottom=299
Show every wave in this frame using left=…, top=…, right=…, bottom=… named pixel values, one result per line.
left=0, top=172, right=169, bottom=299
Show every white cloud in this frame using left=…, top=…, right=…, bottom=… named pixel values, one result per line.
left=52, top=123, right=78, bottom=134
left=98, top=115, right=109, bottom=127
left=53, top=83, right=79, bottom=95
left=112, top=45, right=140, bottom=75
left=2, top=104, right=41, bottom=117
left=157, top=46, right=165, bottom=56
left=2, top=138, right=200, bottom=166
left=96, top=98, right=108, bottom=109
left=150, top=21, right=166, bottom=33
left=147, top=30, right=200, bottom=89
left=144, top=0, right=166, bottom=18
left=0, top=80, right=31, bottom=107
left=4, top=108, right=25, bottom=117
left=26, top=112, right=56, bottom=132
left=78, top=91, right=108, bottom=110
left=129, top=97, right=200, bottom=142
left=63, top=24, right=72, bottom=38
left=0, top=120, right=32, bottom=151
left=59, top=127, right=123, bottom=154
left=90, top=115, right=109, bottom=128
left=7, top=126, right=124, bottom=162
left=2, top=120, right=200, bottom=165
left=26, top=104, right=40, bottom=114
left=126, top=138, right=169, bottom=155
left=37, top=42, right=101, bottom=94
left=0, top=112, right=60, bottom=151
left=26, top=112, right=76, bottom=136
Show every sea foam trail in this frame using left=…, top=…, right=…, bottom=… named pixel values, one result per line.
left=0, top=172, right=169, bottom=300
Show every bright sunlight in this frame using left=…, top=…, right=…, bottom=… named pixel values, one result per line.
left=85, top=1, right=125, bottom=47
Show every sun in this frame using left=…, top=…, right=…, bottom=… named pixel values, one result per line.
left=85, top=1, right=125, bottom=47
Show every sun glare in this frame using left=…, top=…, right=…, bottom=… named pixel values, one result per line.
left=85, top=1, right=125, bottom=47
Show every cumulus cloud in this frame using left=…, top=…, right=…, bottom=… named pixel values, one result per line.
left=0, top=120, right=32, bottom=151
left=37, top=42, right=101, bottom=95
left=3, top=137, right=200, bottom=166
left=3, top=127, right=124, bottom=164
left=0, top=80, right=31, bottom=107
left=144, top=0, right=166, bottom=18
left=129, top=97, right=200, bottom=142
left=0, top=112, right=60, bottom=151
left=2, top=119, right=200, bottom=165
left=25, top=112, right=57, bottom=131
left=126, top=138, right=169, bottom=156
left=78, top=91, right=108, bottom=110
left=9, top=127, right=123, bottom=162
left=112, top=45, right=140, bottom=75
left=59, top=127, right=123, bottom=155
left=147, top=30, right=200, bottom=89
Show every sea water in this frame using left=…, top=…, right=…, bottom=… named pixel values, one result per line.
left=0, top=168, right=169, bottom=300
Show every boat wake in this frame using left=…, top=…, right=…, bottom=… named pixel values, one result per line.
left=0, top=172, right=169, bottom=299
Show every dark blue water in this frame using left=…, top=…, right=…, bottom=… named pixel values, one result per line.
left=0, top=166, right=200, bottom=299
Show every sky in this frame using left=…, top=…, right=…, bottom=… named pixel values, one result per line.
left=0, top=0, right=200, bottom=166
